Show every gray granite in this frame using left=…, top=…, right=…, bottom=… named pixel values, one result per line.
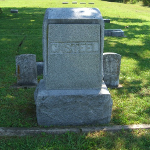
left=104, top=29, right=124, bottom=37
left=62, top=2, right=68, bottom=4
left=103, top=19, right=110, bottom=23
left=11, top=9, right=18, bottom=13
left=36, top=62, right=43, bottom=76
left=103, top=53, right=121, bottom=87
left=1, top=124, right=150, bottom=136
left=34, top=8, right=112, bottom=126
left=72, top=1, right=77, bottom=4
left=34, top=79, right=112, bottom=126
left=16, top=54, right=37, bottom=86
left=43, top=8, right=104, bottom=90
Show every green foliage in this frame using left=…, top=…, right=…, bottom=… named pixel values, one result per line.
left=103, top=0, right=139, bottom=4
left=0, top=8, right=2, bottom=14
left=142, top=0, right=150, bottom=6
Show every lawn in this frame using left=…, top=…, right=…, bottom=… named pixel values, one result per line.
left=0, top=0, right=150, bottom=149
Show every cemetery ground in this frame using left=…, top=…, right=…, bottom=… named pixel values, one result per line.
left=0, top=0, right=150, bottom=149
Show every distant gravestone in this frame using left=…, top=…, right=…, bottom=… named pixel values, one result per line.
left=34, top=8, right=112, bottom=126
left=11, top=9, right=18, bottom=13
left=104, top=29, right=124, bottom=37
left=103, top=52, right=121, bottom=87
left=16, top=54, right=37, bottom=86
left=62, top=2, right=68, bottom=4
left=72, top=1, right=77, bottom=4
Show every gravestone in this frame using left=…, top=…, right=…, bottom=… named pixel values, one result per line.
left=103, top=52, right=121, bottom=87
left=72, top=1, right=77, bottom=4
left=36, top=62, right=43, bottom=76
left=34, top=8, right=113, bottom=126
left=16, top=54, right=37, bottom=86
left=11, top=9, right=18, bottom=13
left=104, top=29, right=124, bottom=37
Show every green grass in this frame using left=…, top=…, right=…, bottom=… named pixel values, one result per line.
left=0, top=0, right=150, bottom=127
left=0, top=129, right=150, bottom=149
left=0, top=0, right=150, bottom=149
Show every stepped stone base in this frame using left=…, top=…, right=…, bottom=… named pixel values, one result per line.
left=34, top=79, right=113, bottom=126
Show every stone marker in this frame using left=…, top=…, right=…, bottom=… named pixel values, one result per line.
left=103, top=19, right=110, bottom=23
left=35, top=8, right=112, bottom=126
left=104, top=29, right=124, bottom=37
left=80, top=2, right=86, bottom=4
left=16, top=54, right=37, bottom=86
left=72, top=1, right=77, bottom=4
left=36, top=62, right=44, bottom=76
left=88, top=2, right=94, bottom=4
left=103, top=52, right=121, bottom=87
left=11, top=9, right=18, bottom=13
left=62, top=2, right=68, bottom=4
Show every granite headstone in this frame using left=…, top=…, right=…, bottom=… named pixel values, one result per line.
left=16, top=54, right=37, bottom=86
left=103, top=52, right=121, bottom=87
left=35, top=8, right=112, bottom=126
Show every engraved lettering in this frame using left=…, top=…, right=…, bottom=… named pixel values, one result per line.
left=93, top=43, right=99, bottom=51
left=65, top=44, right=71, bottom=53
left=72, top=43, right=79, bottom=53
left=51, top=43, right=58, bottom=53
left=49, top=42, right=99, bottom=54
left=86, top=44, right=92, bottom=52
left=80, top=44, right=86, bottom=52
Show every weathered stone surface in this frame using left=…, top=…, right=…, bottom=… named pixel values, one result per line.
left=10, top=9, right=18, bottom=13
left=103, top=53, right=121, bottom=87
left=104, top=29, right=124, bottom=37
left=72, top=1, right=77, bottom=4
left=16, top=54, right=37, bottom=85
left=43, top=8, right=104, bottom=90
left=103, top=19, right=110, bottom=23
left=36, top=62, right=43, bottom=76
left=34, top=79, right=113, bottom=126
left=34, top=8, right=112, bottom=126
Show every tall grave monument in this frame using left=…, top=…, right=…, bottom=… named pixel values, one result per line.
left=34, top=8, right=113, bottom=126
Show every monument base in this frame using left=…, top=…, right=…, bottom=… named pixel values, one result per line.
left=34, top=79, right=113, bottom=126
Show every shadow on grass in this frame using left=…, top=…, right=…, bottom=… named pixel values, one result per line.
left=0, top=129, right=150, bottom=149
left=103, top=16, right=150, bottom=84
left=0, top=6, right=150, bottom=150
left=0, top=7, right=150, bottom=127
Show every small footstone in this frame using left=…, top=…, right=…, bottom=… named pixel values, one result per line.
left=72, top=1, right=77, bottom=4
left=62, top=2, right=68, bottom=4
left=35, top=8, right=112, bottom=126
left=103, top=19, right=110, bottom=23
left=16, top=54, right=37, bottom=86
left=10, top=9, right=18, bottom=13
left=103, top=52, right=121, bottom=87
